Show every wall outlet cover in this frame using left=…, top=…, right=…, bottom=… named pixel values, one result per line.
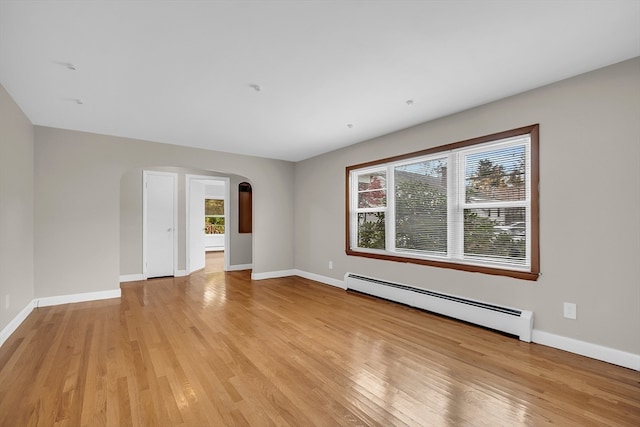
left=563, top=302, right=577, bottom=319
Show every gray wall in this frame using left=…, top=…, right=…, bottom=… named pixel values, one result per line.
left=294, top=58, right=640, bottom=355
left=34, top=127, right=294, bottom=298
left=0, top=84, right=34, bottom=331
left=119, top=166, right=252, bottom=276
left=120, top=168, right=143, bottom=275
left=226, top=176, right=253, bottom=266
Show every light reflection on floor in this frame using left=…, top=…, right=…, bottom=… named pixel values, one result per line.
left=346, top=329, right=532, bottom=425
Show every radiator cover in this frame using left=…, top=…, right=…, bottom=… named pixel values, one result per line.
left=345, top=273, right=533, bottom=342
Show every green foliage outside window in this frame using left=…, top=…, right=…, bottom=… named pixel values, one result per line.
left=358, top=212, right=385, bottom=249
left=464, top=211, right=525, bottom=263
left=205, top=199, right=225, bottom=234
left=205, top=199, right=224, bottom=215
left=355, top=158, right=526, bottom=262
left=395, top=179, right=447, bottom=253
left=205, top=217, right=225, bottom=234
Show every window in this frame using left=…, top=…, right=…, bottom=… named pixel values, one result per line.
left=205, top=199, right=225, bottom=234
left=346, top=124, right=539, bottom=280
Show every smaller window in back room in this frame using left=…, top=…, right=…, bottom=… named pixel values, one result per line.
left=205, top=199, right=225, bottom=235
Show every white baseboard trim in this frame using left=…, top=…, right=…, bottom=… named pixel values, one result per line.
left=293, top=270, right=346, bottom=289
left=1, top=288, right=122, bottom=349
left=227, top=263, right=252, bottom=271
left=174, top=270, right=188, bottom=277
left=293, top=269, right=639, bottom=371
left=35, top=289, right=121, bottom=308
left=119, top=274, right=145, bottom=283
left=532, top=330, right=639, bottom=371
left=0, top=300, right=35, bottom=348
left=251, top=269, right=296, bottom=280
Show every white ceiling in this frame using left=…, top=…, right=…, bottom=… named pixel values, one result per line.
left=1, top=1, right=639, bottom=161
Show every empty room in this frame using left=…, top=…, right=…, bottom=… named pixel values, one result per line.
left=1, top=1, right=639, bottom=426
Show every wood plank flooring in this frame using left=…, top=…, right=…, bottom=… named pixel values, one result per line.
left=0, top=265, right=639, bottom=426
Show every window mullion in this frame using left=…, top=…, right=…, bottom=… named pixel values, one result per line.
left=350, top=171, right=358, bottom=249
left=525, top=141, right=532, bottom=268
left=448, top=152, right=462, bottom=259
left=386, top=165, right=395, bottom=251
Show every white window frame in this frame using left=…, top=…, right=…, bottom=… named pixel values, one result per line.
left=205, top=198, right=225, bottom=235
left=351, top=166, right=388, bottom=254
left=346, top=125, right=539, bottom=281
left=457, top=136, right=531, bottom=268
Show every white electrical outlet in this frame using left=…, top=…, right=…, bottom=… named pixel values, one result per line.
left=328, top=261, right=333, bottom=270
left=563, top=302, right=577, bottom=319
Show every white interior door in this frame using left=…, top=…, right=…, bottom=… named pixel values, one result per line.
left=146, top=172, right=176, bottom=278
left=188, top=180, right=206, bottom=273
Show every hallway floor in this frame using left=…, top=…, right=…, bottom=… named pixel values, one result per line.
left=205, top=250, right=224, bottom=273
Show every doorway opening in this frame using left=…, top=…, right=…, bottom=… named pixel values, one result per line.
left=186, top=175, right=230, bottom=274
left=119, top=167, right=252, bottom=282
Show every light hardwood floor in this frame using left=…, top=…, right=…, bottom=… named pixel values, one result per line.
left=0, top=264, right=638, bottom=426
left=205, top=251, right=225, bottom=273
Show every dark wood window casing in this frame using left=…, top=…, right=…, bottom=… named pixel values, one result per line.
left=239, top=182, right=252, bottom=233
left=345, top=124, right=540, bottom=281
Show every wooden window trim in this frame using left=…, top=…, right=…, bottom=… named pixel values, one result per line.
left=345, top=124, right=540, bottom=281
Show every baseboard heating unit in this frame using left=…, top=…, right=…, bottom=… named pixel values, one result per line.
left=345, top=273, right=533, bottom=342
